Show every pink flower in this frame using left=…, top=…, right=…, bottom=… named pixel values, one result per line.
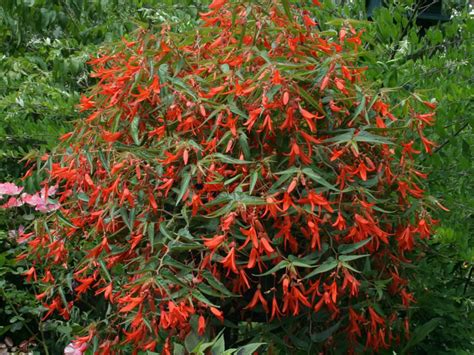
left=0, top=182, right=23, bottom=197
left=36, top=201, right=60, bottom=213
left=22, top=193, right=44, bottom=207
left=21, top=193, right=59, bottom=212
left=40, top=185, right=58, bottom=198
left=1, top=197, right=24, bottom=209
left=64, top=342, right=87, bottom=355
left=0, top=185, right=60, bottom=212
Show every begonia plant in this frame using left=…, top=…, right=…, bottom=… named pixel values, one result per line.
left=8, top=0, right=441, bottom=353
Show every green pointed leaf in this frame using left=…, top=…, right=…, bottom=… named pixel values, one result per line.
left=56, top=211, right=77, bottom=229
left=249, top=170, right=258, bottom=194
left=402, top=318, right=441, bottom=353
left=147, top=222, right=155, bottom=252
left=341, top=261, right=361, bottom=273
left=291, top=260, right=316, bottom=268
left=323, top=130, right=354, bottom=144
left=173, top=343, right=185, bottom=355
left=239, top=132, right=251, bottom=159
left=235, top=343, right=265, bottom=355
left=224, top=173, right=242, bottom=186
left=119, top=208, right=132, bottom=231
left=131, top=116, right=141, bottom=146
left=338, top=238, right=372, bottom=254
left=311, top=321, right=342, bottom=342
left=191, top=290, right=218, bottom=307
left=210, top=334, right=226, bottom=355
left=184, top=330, right=201, bottom=353
left=211, top=153, right=252, bottom=165
left=159, top=223, right=173, bottom=240
left=351, top=92, right=366, bottom=122
left=339, top=254, right=370, bottom=262
left=176, top=172, right=192, bottom=205
left=77, top=192, right=90, bottom=202
left=281, top=0, right=292, bottom=21
left=160, top=268, right=187, bottom=288
left=268, top=171, right=295, bottom=193
left=202, top=270, right=235, bottom=297
left=99, top=260, right=112, bottom=282
left=302, top=167, right=338, bottom=191
left=198, top=283, right=230, bottom=298
left=298, top=86, right=325, bottom=114
left=303, top=259, right=338, bottom=280
left=255, top=260, right=289, bottom=276
left=163, top=255, right=192, bottom=271
left=355, top=130, right=394, bottom=145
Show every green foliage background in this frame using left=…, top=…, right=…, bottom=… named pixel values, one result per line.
left=0, top=0, right=472, bottom=353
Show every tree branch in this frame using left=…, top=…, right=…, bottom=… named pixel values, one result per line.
left=432, top=122, right=470, bottom=155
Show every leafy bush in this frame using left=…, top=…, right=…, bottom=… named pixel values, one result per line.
left=8, top=0, right=444, bottom=353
